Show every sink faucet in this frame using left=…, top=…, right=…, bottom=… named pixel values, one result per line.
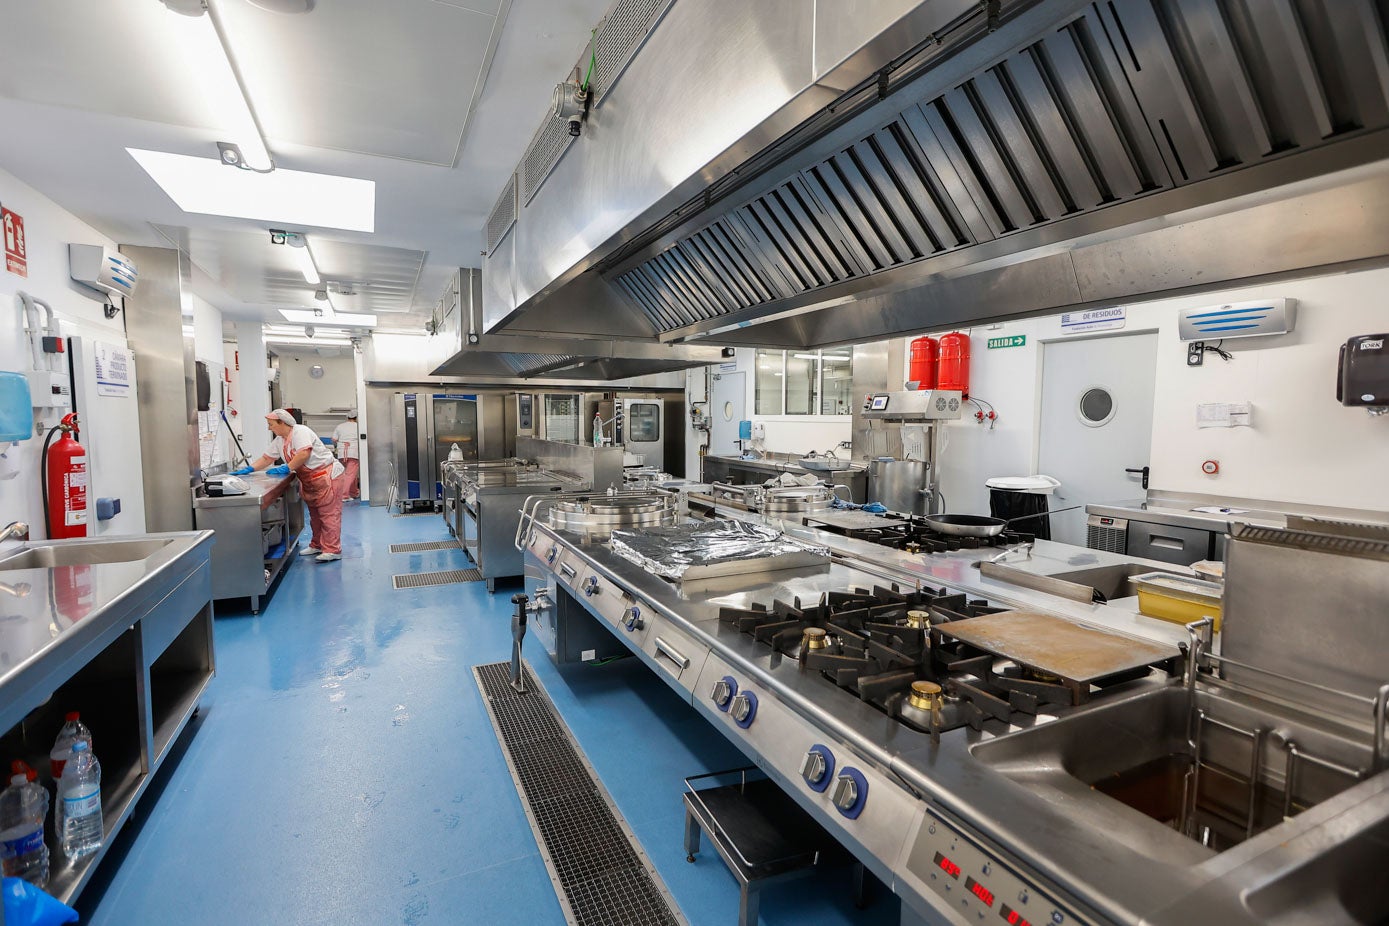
left=0, top=522, right=29, bottom=543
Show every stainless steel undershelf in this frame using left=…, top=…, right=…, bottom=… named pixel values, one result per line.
left=193, top=473, right=303, bottom=613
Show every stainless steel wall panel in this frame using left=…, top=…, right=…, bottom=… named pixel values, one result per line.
left=482, top=234, right=516, bottom=332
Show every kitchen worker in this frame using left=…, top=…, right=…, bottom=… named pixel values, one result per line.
left=332, top=409, right=361, bottom=503
left=233, top=409, right=345, bottom=563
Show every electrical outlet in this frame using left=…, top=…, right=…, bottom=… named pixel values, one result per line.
left=1187, top=341, right=1205, bottom=367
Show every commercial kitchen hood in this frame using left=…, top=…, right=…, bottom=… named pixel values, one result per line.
left=482, top=0, right=1389, bottom=349
left=430, top=269, right=722, bottom=381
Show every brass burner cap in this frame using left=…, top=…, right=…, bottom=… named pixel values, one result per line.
left=905, top=609, right=930, bottom=629
left=908, top=680, right=944, bottom=711
left=802, top=627, right=829, bottom=650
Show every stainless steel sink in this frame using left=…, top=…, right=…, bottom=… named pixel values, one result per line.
left=1047, top=563, right=1185, bottom=600
left=0, top=538, right=174, bottom=570
left=971, top=684, right=1376, bottom=863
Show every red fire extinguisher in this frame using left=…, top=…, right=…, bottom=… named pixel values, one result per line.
left=43, top=413, right=88, bottom=540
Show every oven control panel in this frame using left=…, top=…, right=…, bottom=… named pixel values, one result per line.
left=900, top=808, right=1088, bottom=926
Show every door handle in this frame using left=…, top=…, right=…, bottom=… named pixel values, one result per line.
left=1125, top=466, right=1150, bottom=490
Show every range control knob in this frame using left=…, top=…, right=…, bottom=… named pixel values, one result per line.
left=831, top=767, right=869, bottom=819
left=730, top=690, right=759, bottom=728
left=546, top=545, right=558, bottom=564
left=583, top=575, right=601, bottom=597
left=710, top=676, right=737, bottom=710
left=799, top=744, right=836, bottom=792
left=624, top=606, right=644, bottom=632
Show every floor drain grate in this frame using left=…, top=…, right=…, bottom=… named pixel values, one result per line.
left=391, top=568, right=481, bottom=589
left=474, top=661, right=686, bottom=926
left=389, top=540, right=459, bottom=553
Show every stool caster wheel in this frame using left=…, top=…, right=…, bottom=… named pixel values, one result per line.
left=685, top=855, right=695, bottom=863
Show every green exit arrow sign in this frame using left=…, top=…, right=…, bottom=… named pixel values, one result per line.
left=987, top=335, right=1026, bottom=349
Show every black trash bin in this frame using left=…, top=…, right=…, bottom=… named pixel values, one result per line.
left=986, top=476, right=1059, bottom=541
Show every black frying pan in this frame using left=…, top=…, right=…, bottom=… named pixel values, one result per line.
left=923, top=506, right=1084, bottom=538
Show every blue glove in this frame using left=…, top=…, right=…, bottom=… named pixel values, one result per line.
left=231, top=466, right=253, bottom=476
left=862, top=502, right=888, bottom=513
left=267, top=464, right=291, bottom=476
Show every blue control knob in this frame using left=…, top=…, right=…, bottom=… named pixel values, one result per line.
left=799, top=744, right=836, bottom=792
left=625, top=606, right=644, bottom=631
left=583, top=575, right=601, bottom=597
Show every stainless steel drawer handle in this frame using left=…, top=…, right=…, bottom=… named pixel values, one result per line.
left=653, top=637, right=690, bottom=671
left=558, top=563, right=577, bottom=579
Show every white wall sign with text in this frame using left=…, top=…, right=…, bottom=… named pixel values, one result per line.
left=1060, top=307, right=1126, bottom=334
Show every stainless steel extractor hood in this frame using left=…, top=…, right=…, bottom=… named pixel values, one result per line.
left=431, top=269, right=722, bottom=380
left=482, top=0, right=1389, bottom=349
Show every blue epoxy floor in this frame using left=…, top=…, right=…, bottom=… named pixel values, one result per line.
left=78, top=504, right=900, bottom=926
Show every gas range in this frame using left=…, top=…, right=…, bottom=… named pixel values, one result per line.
left=718, top=582, right=1179, bottom=742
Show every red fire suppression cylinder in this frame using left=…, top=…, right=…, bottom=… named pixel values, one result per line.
left=937, top=332, right=971, bottom=398
left=46, top=413, right=88, bottom=540
left=907, top=336, right=939, bottom=390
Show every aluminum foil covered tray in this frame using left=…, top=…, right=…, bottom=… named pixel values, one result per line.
left=610, top=519, right=830, bottom=581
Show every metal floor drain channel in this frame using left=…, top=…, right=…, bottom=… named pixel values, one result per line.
left=388, top=540, right=460, bottom=553
left=391, top=568, right=481, bottom=589
left=474, top=662, right=686, bottom=926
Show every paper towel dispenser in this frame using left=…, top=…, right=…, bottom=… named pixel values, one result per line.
left=1337, top=334, right=1389, bottom=414
left=69, top=244, right=139, bottom=300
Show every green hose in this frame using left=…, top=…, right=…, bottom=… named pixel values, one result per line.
left=581, top=28, right=597, bottom=91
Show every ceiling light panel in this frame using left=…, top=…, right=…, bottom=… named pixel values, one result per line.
left=128, top=149, right=375, bottom=231
left=289, top=240, right=320, bottom=285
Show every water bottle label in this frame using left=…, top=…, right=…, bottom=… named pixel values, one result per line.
left=63, top=790, right=100, bottom=818
left=1, top=826, right=44, bottom=858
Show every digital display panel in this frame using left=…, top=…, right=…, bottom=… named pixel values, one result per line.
left=870, top=394, right=890, bottom=410
left=966, top=877, right=995, bottom=907
left=932, top=851, right=961, bottom=879
left=1000, top=904, right=1033, bottom=926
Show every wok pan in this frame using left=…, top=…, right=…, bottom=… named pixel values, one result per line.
left=923, top=505, right=1084, bottom=538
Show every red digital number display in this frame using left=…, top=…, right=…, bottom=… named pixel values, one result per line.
left=932, top=851, right=961, bottom=879
left=1000, top=904, right=1033, bottom=926
left=967, top=877, right=995, bottom=907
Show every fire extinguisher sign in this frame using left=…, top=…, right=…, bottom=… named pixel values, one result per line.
left=2, top=204, right=28, bottom=278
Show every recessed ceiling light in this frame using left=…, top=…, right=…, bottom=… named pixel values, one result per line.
left=279, top=308, right=376, bottom=326
left=128, top=149, right=375, bottom=231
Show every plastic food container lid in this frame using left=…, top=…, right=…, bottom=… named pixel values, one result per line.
left=985, top=475, right=1061, bottom=494
left=1131, top=572, right=1223, bottom=603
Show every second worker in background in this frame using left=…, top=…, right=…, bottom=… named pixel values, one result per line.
left=333, top=409, right=361, bottom=503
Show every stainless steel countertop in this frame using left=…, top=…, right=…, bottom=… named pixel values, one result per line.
left=192, top=472, right=295, bottom=509
left=0, top=531, right=214, bottom=699
left=1086, top=490, right=1389, bottom=532
left=703, top=452, right=867, bottom=475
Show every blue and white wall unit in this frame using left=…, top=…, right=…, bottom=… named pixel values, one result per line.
left=1178, top=298, right=1296, bottom=341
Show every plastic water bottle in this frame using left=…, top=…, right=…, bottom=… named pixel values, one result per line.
left=58, top=741, right=102, bottom=859
left=593, top=414, right=604, bottom=447
left=0, top=762, right=49, bottom=886
left=49, top=712, right=93, bottom=788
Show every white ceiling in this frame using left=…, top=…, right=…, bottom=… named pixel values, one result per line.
left=0, top=0, right=611, bottom=332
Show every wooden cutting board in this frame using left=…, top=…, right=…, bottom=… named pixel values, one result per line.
left=937, top=611, right=1178, bottom=684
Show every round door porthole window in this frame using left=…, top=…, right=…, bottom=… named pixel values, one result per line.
left=1077, top=386, right=1115, bottom=427
left=723, top=401, right=735, bottom=421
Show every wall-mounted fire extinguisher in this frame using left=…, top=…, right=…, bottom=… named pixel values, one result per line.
left=42, top=413, right=88, bottom=540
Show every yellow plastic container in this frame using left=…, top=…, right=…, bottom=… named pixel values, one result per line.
left=1132, top=572, right=1224, bottom=632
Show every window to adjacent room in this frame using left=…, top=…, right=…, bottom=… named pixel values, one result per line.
left=754, top=349, right=854, bottom=416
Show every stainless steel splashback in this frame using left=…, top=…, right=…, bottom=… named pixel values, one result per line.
left=516, top=437, right=624, bottom=492
left=483, top=0, right=1389, bottom=350
left=1222, top=518, right=1389, bottom=713
left=850, top=339, right=908, bottom=459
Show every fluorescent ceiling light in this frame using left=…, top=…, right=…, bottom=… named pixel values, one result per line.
left=128, top=149, right=375, bottom=232
left=279, top=308, right=377, bottom=326
left=289, top=240, right=320, bottom=286
left=166, top=3, right=272, bottom=171
left=266, top=336, right=352, bottom=347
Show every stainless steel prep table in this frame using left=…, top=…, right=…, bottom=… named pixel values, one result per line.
left=460, top=465, right=585, bottom=592
left=701, top=452, right=867, bottom=503
left=193, top=472, right=303, bottom=613
left=0, top=531, right=215, bottom=907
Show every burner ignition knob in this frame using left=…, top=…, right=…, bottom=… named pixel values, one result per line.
left=730, top=691, right=758, bottom=727
left=800, top=744, right=836, bottom=791
left=710, top=676, right=736, bottom=709
left=583, top=575, right=601, bottom=597
left=625, top=606, right=644, bottom=632
left=546, top=545, right=558, bottom=564
left=831, top=768, right=869, bottom=818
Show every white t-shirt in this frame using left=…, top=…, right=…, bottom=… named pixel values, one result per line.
left=268, top=424, right=343, bottom=477
left=332, top=421, right=359, bottom=460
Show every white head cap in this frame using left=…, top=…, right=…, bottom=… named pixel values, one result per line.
left=265, top=408, right=297, bottom=427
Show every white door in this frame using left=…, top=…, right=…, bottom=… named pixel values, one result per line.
left=67, top=336, right=147, bottom=535
left=709, top=372, right=745, bottom=456
left=1036, top=333, right=1158, bottom=546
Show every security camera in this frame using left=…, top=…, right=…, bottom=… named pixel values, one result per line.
left=305, top=326, right=316, bottom=339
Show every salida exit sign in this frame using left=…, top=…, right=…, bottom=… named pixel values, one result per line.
left=987, top=335, right=1026, bottom=349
